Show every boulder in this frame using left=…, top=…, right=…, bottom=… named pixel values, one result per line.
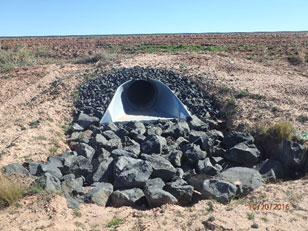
left=164, top=179, right=194, bottom=205
left=188, top=115, right=208, bottom=131
left=182, top=144, right=207, bottom=166
left=41, top=162, right=62, bottom=178
left=4, top=163, right=30, bottom=176
left=200, top=179, right=237, bottom=204
left=215, top=167, right=264, bottom=195
left=144, top=178, right=165, bottom=191
left=275, top=140, right=307, bottom=176
left=169, top=150, right=183, bottom=167
left=86, top=157, right=114, bottom=184
left=85, top=182, right=113, bottom=206
left=77, top=112, right=99, bottom=129
left=144, top=187, right=177, bottom=208
left=222, top=131, right=254, bottom=149
left=196, top=158, right=222, bottom=176
left=141, top=135, right=166, bottom=154
left=140, top=154, right=176, bottom=181
left=225, top=142, right=260, bottom=165
left=113, top=159, right=153, bottom=189
left=258, top=159, right=284, bottom=182
left=35, top=173, right=61, bottom=193
left=67, top=155, right=93, bottom=177
left=77, top=143, right=95, bottom=162
left=111, top=188, right=145, bottom=207
left=61, top=174, right=84, bottom=194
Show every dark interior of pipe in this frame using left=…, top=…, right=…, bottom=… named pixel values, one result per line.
left=125, top=80, right=156, bottom=110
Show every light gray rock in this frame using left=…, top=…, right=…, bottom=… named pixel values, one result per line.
left=61, top=174, right=84, bottom=194
left=4, top=163, right=30, bottom=176
left=85, top=182, right=113, bottom=206
left=77, top=112, right=99, bottom=129
left=36, top=173, right=61, bottom=193
left=200, top=179, right=237, bottom=204
left=215, top=167, right=264, bottom=195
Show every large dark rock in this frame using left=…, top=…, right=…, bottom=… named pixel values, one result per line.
left=77, top=143, right=96, bottom=162
left=111, top=188, right=145, bottom=207
left=66, top=156, right=93, bottom=177
left=111, top=149, right=137, bottom=159
left=144, top=178, right=165, bottom=190
left=85, top=182, right=113, bottom=206
left=215, top=167, right=264, bottom=195
left=144, top=187, right=177, bottom=208
left=196, top=158, right=222, bottom=176
left=140, top=154, right=176, bottom=181
left=224, top=142, right=260, bottom=165
left=258, top=159, right=284, bottom=182
left=141, top=135, right=166, bottom=154
left=113, top=158, right=153, bottom=189
left=182, top=144, right=207, bottom=166
left=188, top=115, right=208, bottom=131
left=200, top=179, right=237, bottom=204
left=102, top=130, right=120, bottom=140
left=169, top=150, right=183, bottom=167
left=275, top=140, right=308, bottom=176
left=222, top=131, right=254, bottom=149
left=164, top=179, right=194, bottom=205
left=23, top=162, right=43, bottom=176
left=86, top=157, right=114, bottom=184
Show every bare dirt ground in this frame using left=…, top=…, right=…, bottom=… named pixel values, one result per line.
left=0, top=33, right=308, bottom=230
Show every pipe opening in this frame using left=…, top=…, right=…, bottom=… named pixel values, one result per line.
left=125, top=80, right=157, bottom=110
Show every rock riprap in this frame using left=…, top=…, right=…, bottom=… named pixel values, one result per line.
left=4, top=67, right=308, bottom=208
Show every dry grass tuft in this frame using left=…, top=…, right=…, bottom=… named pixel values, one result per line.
left=0, top=173, right=26, bottom=208
left=253, top=121, right=295, bottom=159
left=73, top=50, right=117, bottom=66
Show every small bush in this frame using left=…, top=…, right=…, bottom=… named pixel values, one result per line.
left=0, top=174, right=26, bottom=208
left=253, top=121, right=295, bottom=159
left=106, top=217, right=123, bottom=227
left=266, top=121, right=294, bottom=142
left=74, top=50, right=117, bottom=65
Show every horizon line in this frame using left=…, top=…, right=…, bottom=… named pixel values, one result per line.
left=1, top=30, right=308, bottom=39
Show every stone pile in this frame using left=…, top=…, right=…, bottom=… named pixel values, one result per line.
left=4, top=67, right=308, bottom=209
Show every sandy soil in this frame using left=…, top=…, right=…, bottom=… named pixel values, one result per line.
left=0, top=51, right=308, bottom=231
